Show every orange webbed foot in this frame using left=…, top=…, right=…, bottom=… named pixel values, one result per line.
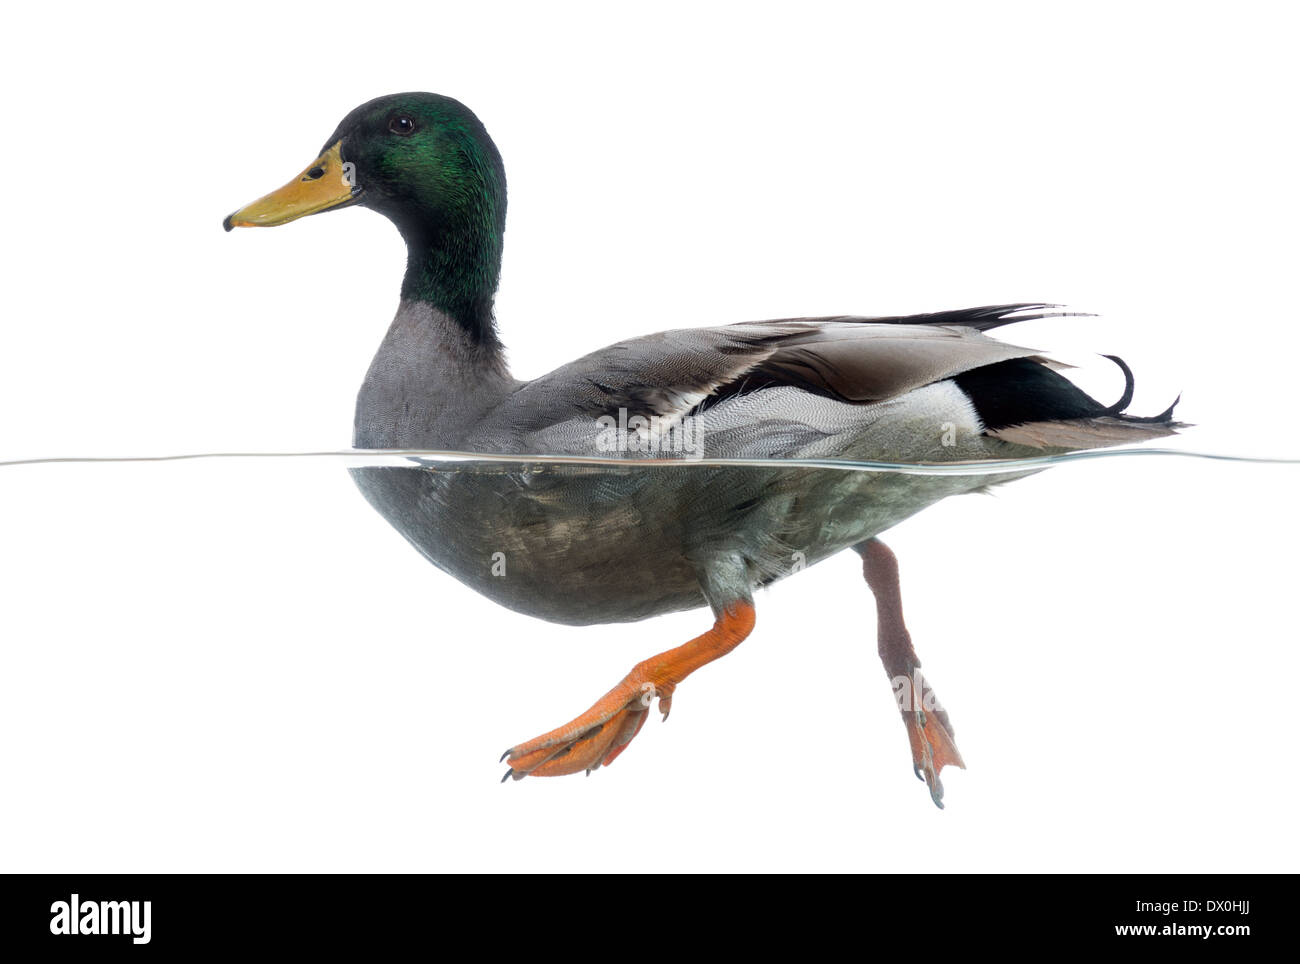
left=501, top=680, right=670, bottom=779
left=894, top=667, right=964, bottom=808
left=859, top=538, right=965, bottom=809
left=500, top=602, right=755, bottom=781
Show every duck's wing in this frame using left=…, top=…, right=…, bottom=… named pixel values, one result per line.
left=495, top=303, right=1177, bottom=453
left=502, top=304, right=1061, bottom=435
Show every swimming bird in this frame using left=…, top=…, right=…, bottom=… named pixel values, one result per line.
left=224, top=92, right=1178, bottom=806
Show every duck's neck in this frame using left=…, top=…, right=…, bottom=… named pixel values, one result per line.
left=397, top=220, right=503, bottom=351
left=353, top=299, right=514, bottom=449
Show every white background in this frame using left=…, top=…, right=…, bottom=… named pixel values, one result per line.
left=1, top=1, right=1297, bottom=871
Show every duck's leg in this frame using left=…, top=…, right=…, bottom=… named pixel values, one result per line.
left=854, top=538, right=964, bottom=808
left=502, top=599, right=756, bottom=779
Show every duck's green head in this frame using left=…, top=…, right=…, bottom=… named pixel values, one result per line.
left=225, top=92, right=507, bottom=344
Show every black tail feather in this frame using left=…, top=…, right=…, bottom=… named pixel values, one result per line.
left=955, top=355, right=1179, bottom=431
left=1098, top=355, right=1136, bottom=415
left=878, top=303, right=1096, bottom=332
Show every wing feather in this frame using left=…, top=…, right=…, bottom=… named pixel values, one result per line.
left=504, top=304, right=1065, bottom=434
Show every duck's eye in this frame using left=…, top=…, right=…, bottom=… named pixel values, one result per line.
left=388, top=115, right=416, bottom=136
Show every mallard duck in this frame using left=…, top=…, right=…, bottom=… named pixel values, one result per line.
left=224, top=92, right=1178, bottom=807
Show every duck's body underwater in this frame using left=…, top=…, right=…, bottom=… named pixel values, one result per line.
left=225, top=92, right=1178, bottom=806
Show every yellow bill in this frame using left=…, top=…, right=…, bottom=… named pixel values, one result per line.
left=223, top=141, right=359, bottom=231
